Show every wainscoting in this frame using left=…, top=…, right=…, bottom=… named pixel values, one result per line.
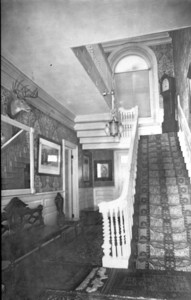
left=93, top=187, right=116, bottom=207
left=1, top=191, right=62, bottom=226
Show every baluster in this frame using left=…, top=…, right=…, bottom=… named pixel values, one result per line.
left=119, top=207, right=125, bottom=256
left=110, top=208, right=116, bottom=258
left=114, top=208, right=121, bottom=257
left=101, top=209, right=111, bottom=261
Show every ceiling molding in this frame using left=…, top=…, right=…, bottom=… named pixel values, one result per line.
left=75, top=112, right=111, bottom=123
left=72, top=45, right=112, bottom=109
left=102, top=32, right=172, bottom=53
left=1, top=56, right=75, bottom=129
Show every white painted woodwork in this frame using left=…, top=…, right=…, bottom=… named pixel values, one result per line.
left=1, top=190, right=64, bottom=226
left=80, top=136, right=120, bottom=144
left=98, top=106, right=139, bottom=268
left=75, top=105, right=160, bottom=149
left=93, top=187, right=116, bottom=207
left=75, top=113, right=111, bottom=123
left=138, top=123, right=162, bottom=136
left=1, top=57, right=75, bottom=129
left=177, top=96, right=191, bottom=182
left=102, top=32, right=172, bottom=53
left=114, top=150, right=130, bottom=198
left=77, top=130, right=106, bottom=137
left=62, top=140, right=79, bottom=220
left=1, top=115, right=35, bottom=196
left=82, top=139, right=131, bottom=150
left=75, top=122, right=106, bottom=131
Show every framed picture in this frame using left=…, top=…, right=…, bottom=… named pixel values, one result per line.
left=94, top=160, right=112, bottom=181
left=37, top=135, right=61, bottom=176
left=83, top=154, right=90, bottom=182
left=80, top=151, right=92, bottom=188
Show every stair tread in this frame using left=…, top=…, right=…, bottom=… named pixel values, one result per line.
left=131, top=132, right=191, bottom=272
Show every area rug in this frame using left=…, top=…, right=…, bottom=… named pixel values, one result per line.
left=39, top=267, right=191, bottom=300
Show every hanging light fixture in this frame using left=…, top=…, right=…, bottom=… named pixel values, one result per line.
left=103, top=89, right=123, bottom=137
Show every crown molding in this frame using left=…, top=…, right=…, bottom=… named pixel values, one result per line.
left=1, top=56, right=75, bottom=129
left=102, top=32, right=172, bottom=53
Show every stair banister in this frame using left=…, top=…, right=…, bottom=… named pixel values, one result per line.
left=177, top=95, right=191, bottom=181
left=98, top=106, right=139, bottom=268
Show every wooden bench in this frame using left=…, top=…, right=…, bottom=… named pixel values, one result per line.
left=1, top=197, right=79, bottom=265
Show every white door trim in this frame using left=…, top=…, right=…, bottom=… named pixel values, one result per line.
left=62, top=139, right=79, bottom=220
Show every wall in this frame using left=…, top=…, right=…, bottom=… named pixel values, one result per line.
left=92, top=149, right=114, bottom=187
left=150, top=43, right=175, bottom=111
left=1, top=63, right=79, bottom=226
left=171, top=27, right=191, bottom=128
left=78, top=148, right=115, bottom=209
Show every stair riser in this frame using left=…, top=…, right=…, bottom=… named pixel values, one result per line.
left=131, top=132, right=191, bottom=272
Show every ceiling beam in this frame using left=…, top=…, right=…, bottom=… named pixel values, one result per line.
left=72, top=44, right=113, bottom=110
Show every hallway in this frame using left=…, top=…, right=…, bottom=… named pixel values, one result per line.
left=2, top=224, right=191, bottom=300
left=2, top=225, right=103, bottom=299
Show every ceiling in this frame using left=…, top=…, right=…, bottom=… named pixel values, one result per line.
left=1, top=0, right=191, bottom=119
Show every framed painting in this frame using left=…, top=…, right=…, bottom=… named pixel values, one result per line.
left=94, top=160, right=112, bottom=181
left=80, top=151, right=92, bottom=187
left=37, top=135, right=61, bottom=176
left=83, top=154, right=90, bottom=182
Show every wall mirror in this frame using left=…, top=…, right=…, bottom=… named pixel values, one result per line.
left=1, top=115, right=34, bottom=196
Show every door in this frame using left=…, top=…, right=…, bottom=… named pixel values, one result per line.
left=62, top=140, right=79, bottom=220
left=114, top=150, right=129, bottom=197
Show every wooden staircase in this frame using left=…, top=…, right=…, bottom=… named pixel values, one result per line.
left=130, top=132, right=191, bottom=271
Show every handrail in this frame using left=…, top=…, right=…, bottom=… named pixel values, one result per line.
left=98, top=106, right=139, bottom=268
left=177, top=95, right=191, bottom=181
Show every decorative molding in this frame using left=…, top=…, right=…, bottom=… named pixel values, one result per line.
left=86, top=44, right=113, bottom=91
left=82, top=139, right=131, bottom=150
left=77, top=130, right=107, bottom=137
left=108, top=43, right=160, bottom=124
left=75, top=112, right=111, bottom=123
left=102, top=32, right=172, bottom=53
left=72, top=46, right=112, bottom=109
left=1, top=56, right=75, bottom=129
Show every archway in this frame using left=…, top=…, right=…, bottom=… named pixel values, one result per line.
left=108, top=44, right=161, bottom=129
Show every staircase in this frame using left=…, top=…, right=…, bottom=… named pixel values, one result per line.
left=130, top=132, right=191, bottom=271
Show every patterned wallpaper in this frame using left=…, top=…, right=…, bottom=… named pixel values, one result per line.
left=150, top=43, right=174, bottom=80
left=171, top=28, right=191, bottom=126
left=1, top=85, right=79, bottom=193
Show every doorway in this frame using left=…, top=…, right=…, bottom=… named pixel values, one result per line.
left=62, top=140, right=79, bottom=220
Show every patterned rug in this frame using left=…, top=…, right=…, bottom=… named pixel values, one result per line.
left=130, top=132, right=191, bottom=271
left=39, top=267, right=191, bottom=300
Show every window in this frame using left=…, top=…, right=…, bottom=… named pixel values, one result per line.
left=114, top=55, right=150, bottom=117
left=115, top=55, right=148, bottom=73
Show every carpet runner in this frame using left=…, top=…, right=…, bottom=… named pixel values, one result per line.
left=130, top=132, right=191, bottom=271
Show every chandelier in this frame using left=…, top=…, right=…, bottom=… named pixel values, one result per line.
left=103, top=89, right=123, bottom=137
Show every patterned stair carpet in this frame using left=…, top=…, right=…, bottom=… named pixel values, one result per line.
left=130, top=132, right=191, bottom=271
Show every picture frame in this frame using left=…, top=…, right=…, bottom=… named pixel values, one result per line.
left=94, top=160, right=112, bottom=181
left=37, top=135, right=61, bottom=176
left=83, top=154, right=90, bottom=182
left=80, top=151, right=93, bottom=188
